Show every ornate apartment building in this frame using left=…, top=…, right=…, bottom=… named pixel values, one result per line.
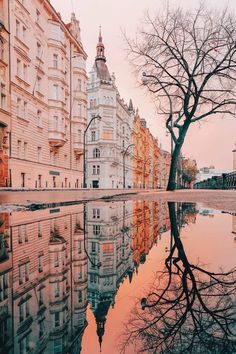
left=86, top=30, right=134, bottom=189
left=0, top=0, right=10, bottom=187
left=8, top=0, right=87, bottom=188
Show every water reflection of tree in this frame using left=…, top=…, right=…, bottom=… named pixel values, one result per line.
left=120, top=202, right=236, bottom=354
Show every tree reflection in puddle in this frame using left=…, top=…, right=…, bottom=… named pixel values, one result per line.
left=120, top=202, right=236, bottom=354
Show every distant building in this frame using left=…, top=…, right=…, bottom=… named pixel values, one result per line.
left=196, top=166, right=231, bottom=183
left=159, top=149, right=171, bottom=189
left=132, top=112, right=160, bottom=189
left=86, top=29, right=134, bottom=189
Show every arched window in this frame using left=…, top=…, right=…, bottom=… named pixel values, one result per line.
left=93, top=148, right=101, bottom=158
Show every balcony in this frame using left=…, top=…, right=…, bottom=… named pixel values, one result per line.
left=74, top=141, right=84, bottom=157
left=48, top=123, right=66, bottom=148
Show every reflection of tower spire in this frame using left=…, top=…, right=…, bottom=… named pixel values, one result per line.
left=94, top=301, right=111, bottom=352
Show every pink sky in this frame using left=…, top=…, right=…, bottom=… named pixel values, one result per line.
left=51, top=0, right=236, bottom=170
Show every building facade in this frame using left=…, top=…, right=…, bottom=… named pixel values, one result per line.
left=86, top=30, right=134, bottom=189
left=8, top=0, right=87, bottom=188
left=0, top=0, right=10, bottom=187
left=132, top=112, right=160, bottom=189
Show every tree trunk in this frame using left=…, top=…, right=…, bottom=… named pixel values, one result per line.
left=167, top=122, right=190, bottom=191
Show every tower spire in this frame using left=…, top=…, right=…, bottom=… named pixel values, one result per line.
left=99, top=25, right=102, bottom=42
left=96, top=26, right=106, bottom=62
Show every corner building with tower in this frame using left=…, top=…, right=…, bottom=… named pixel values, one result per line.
left=86, top=29, right=134, bottom=189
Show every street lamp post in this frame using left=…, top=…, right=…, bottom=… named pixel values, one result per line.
left=83, top=114, right=101, bottom=188
left=122, top=144, right=134, bottom=189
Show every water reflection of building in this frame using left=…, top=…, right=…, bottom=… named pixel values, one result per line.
left=0, top=206, right=88, bottom=354
left=0, top=212, right=12, bottom=352
left=132, top=201, right=170, bottom=267
left=86, top=200, right=171, bottom=349
left=86, top=201, right=134, bottom=349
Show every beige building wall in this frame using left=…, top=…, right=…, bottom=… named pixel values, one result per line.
left=9, top=0, right=87, bottom=188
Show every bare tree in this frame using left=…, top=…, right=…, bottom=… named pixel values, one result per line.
left=119, top=202, right=236, bottom=353
left=127, top=4, right=236, bottom=190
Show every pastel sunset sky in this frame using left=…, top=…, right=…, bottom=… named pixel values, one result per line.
left=51, top=0, right=236, bottom=170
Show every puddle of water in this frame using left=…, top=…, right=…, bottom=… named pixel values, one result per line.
left=0, top=201, right=235, bottom=354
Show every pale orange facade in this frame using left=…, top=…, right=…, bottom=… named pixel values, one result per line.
left=8, top=0, right=87, bottom=188
left=132, top=112, right=161, bottom=189
left=0, top=0, right=10, bottom=187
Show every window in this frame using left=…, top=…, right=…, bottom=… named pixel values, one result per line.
left=19, top=263, right=29, bottom=285
left=39, top=320, right=44, bottom=338
left=19, top=334, right=30, bottom=354
left=93, top=148, right=100, bottom=158
left=36, top=76, right=41, bottom=92
left=78, top=290, right=82, bottom=303
left=53, top=116, right=58, bottom=130
left=93, top=224, right=101, bottom=235
left=18, top=225, right=27, bottom=243
left=17, top=98, right=21, bottom=116
left=77, top=240, right=82, bottom=254
left=38, top=288, right=44, bottom=306
left=37, top=147, right=42, bottom=162
left=92, top=208, right=100, bottom=219
left=91, top=131, right=96, bottom=141
left=53, top=282, right=59, bottom=298
left=38, top=222, right=42, bottom=237
left=37, top=110, right=42, bottom=127
left=78, top=265, right=82, bottom=279
left=22, top=101, right=27, bottom=119
left=19, top=300, right=30, bottom=322
left=16, top=19, right=20, bottom=38
left=17, top=58, right=21, bottom=77
left=77, top=79, right=81, bottom=91
left=0, top=274, right=8, bottom=301
left=77, top=129, right=82, bottom=143
left=54, top=312, right=60, bottom=328
left=54, top=252, right=59, bottom=267
left=92, top=165, right=100, bottom=175
left=17, top=140, right=21, bottom=158
left=38, top=255, right=43, bottom=273
left=52, top=84, right=59, bottom=100
left=36, top=9, right=40, bottom=23
left=0, top=83, right=6, bottom=109
left=53, top=54, right=58, bottom=69
left=92, top=242, right=96, bottom=252
left=22, top=26, right=26, bottom=42
left=23, top=142, right=27, bottom=159
left=23, top=63, right=27, bottom=81
left=37, top=42, right=42, bottom=58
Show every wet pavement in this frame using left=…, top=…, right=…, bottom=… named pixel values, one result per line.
left=0, top=199, right=235, bottom=353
